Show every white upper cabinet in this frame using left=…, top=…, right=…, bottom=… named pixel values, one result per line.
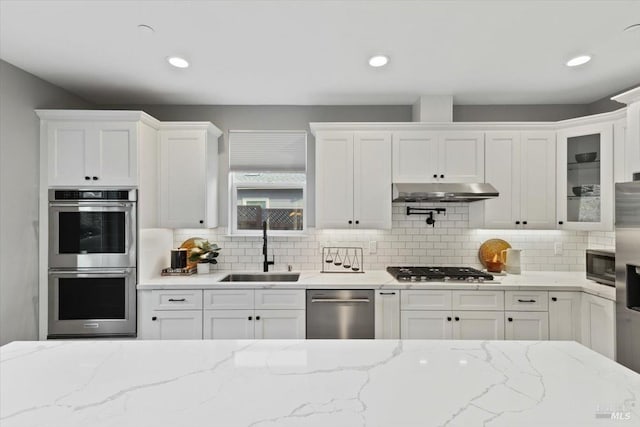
left=316, top=131, right=391, bottom=229
left=475, top=131, right=555, bottom=229
left=611, top=86, right=640, bottom=181
left=557, top=122, right=614, bottom=231
left=158, top=123, right=221, bottom=228
left=520, top=132, right=557, bottom=229
left=43, top=117, right=139, bottom=187
left=392, top=131, right=484, bottom=183
left=392, top=131, right=438, bottom=182
left=438, top=131, right=485, bottom=183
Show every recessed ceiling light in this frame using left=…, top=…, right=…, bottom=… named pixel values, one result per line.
left=566, top=55, right=591, bottom=67
left=167, top=56, right=189, bottom=68
left=368, top=55, right=389, bottom=68
left=137, top=24, right=155, bottom=35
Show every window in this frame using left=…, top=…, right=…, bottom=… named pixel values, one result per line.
left=230, top=173, right=306, bottom=235
left=228, top=130, right=307, bottom=236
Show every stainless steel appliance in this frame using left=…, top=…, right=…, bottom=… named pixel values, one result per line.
left=49, top=189, right=136, bottom=268
left=48, top=189, right=137, bottom=338
left=615, top=181, right=640, bottom=373
left=586, top=249, right=615, bottom=286
left=387, top=266, right=494, bottom=282
left=392, top=183, right=499, bottom=202
left=306, top=290, right=374, bottom=339
left=48, top=268, right=136, bottom=337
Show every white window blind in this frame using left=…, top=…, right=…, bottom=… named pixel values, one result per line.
left=229, top=130, right=307, bottom=172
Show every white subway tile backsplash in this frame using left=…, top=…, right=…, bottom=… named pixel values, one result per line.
left=173, top=203, right=596, bottom=272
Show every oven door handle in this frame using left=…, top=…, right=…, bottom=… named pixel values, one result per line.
left=49, top=203, right=134, bottom=208
left=49, top=270, right=129, bottom=275
left=310, top=298, right=371, bottom=303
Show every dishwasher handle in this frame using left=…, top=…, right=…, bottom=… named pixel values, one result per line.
left=310, top=298, right=371, bottom=303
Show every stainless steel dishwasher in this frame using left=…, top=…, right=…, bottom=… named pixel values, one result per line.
left=306, top=289, right=374, bottom=339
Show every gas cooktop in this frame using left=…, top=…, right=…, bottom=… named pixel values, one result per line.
left=386, top=266, right=494, bottom=282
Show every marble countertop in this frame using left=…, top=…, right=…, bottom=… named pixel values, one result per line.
left=138, top=270, right=616, bottom=301
left=1, top=339, right=638, bottom=427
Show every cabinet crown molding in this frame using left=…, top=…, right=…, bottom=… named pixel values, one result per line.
left=159, top=122, right=223, bottom=138
left=35, top=109, right=162, bottom=129
left=611, top=86, right=640, bottom=105
left=309, top=109, right=625, bottom=135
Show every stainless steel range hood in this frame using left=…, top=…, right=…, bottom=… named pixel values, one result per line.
left=393, top=183, right=499, bottom=203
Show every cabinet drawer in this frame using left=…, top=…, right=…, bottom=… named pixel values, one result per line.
left=151, top=290, right=203, bottom=310
left=505, top=291, right=548, bottom=311
left=254, top=290, right=305, bottom=310
left=203, top=290, right=254, bottom=310
left=401, top=290, right=452, bottom=310
left=452, top=291, right=504, bottom=311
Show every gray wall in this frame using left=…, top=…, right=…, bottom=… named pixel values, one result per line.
left=114, top=105, right=412, bottom=227
left=453, top=104, right=591, bottom=122
left=0, top=60, right=91, bottom=345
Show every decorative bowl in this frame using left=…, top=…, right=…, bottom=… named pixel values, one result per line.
left=575, top=152, right=597, bottom=163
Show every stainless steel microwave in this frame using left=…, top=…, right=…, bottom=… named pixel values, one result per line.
left=586, top=249, right=615, bottom=287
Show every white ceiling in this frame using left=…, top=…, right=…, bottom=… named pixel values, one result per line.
left=1, top=0, right=639, bottom=106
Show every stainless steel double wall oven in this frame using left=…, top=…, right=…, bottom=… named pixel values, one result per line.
left=48, top=189, right=137, bottom=338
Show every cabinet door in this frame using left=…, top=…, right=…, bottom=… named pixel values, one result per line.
left=482, top=132, right=521, bottom=229
left=392, top=131, right=438, bottom=182
left=581, top=293, right=615, bottom=359
left=47, top=121, right=93, bottom=186
left=254, top=310, right=305, bottom=339
left=549, top=291, right=581, bottom=341
left=203, top=310, right=254, bottom=339
left=159, top=130, right=207, bottom=228
left=520, top=132, right=556, bottom=229
left=438, top=131, right=484, bottom=183
left=93, top=122, right=138, bottom=186
left=505, top=312, right=549, bottom=340
left=375, top=290, right=400, bottom=339
left=453, top=311, right=504, bottom=340
left=254, top=290, right=305, bottom=310
left=452, top=291, right=504, bottom=311
left=401, top=290, right=452, bottom=310
left=353, top=132, right=392, bottom=229
left=401, top=311, right=453, bottom=339
left=315, top=132, right=354, bottom=229
left=557, top=123, right=614, bottom=231
left=147, top=310, right=203, bottom=340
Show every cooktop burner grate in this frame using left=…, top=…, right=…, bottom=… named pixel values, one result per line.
left=386, top=266, right=494, bottom=282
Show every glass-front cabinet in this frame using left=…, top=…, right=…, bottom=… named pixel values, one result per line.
left=557, top=123, right=613, bottom=230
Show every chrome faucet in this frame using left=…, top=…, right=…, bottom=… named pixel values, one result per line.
left=262, top=221, right=275, bottom=272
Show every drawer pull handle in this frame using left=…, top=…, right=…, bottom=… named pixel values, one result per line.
left=311, top=298, right=370, bottom=303
left=379, top=292, right=396, bottom=295
left=168, top=298, right=186, bottom=302
left=517, top=299, right=536, bottom=303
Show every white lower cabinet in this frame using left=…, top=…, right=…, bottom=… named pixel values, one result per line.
left=453, top=311, right=505, bottom=340
left=581, top=293, right=616, bottom=359
left=376, top=290, right=400, bottom=339
left=203, top=310, right=254, bottom=339
left=401, top=311, right=452, bottom=339
left=549, top=291, right=582, bottom=341
left=505, top=311, right=549, bottom=340
left=139, top=289, right=305, bottom=340
left=254, top=310, right=306, bottom=339
left=148, top=310, right=203, bottom=340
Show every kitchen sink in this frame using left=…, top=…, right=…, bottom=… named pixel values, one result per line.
left=219, top=273, right=300, bottom=282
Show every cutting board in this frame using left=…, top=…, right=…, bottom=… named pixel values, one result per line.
left=478, top=239, right=512, bottom=267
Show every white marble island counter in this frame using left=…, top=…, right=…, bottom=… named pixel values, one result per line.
left=2, top=340, right=638, bottom=427
left=138, top=270, right=615, bottom=301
